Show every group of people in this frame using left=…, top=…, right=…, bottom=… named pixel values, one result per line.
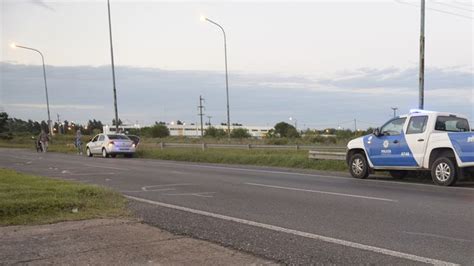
left=36, top=129, right=83, bottom=155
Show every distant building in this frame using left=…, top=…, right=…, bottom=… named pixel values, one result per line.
left=168, top=124, right=273, bottom=138
left=102, top=123, right=273, bottom=139
left=103, top=124, right=140, bottom=134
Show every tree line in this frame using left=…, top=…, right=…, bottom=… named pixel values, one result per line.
left=1, top=112, right=371, bottom=142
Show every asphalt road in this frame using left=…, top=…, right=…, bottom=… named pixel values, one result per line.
left=1, top=148, right=473, bottom=265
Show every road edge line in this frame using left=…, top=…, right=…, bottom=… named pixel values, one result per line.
left=125, top=195, right=457, bottom=266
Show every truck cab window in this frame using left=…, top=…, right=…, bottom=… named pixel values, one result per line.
left=435, top=116, right=470, bottom=132
left=407, top=116, right=428, bottom=134
left=380, top=118, right=406, bottom=136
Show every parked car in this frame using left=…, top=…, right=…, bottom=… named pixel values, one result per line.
left=346, top=110, right=473, bottom=186
left=86, top=134, right=136, bottom=158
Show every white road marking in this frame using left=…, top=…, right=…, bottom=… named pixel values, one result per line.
left=67, top=172, right=115, bottom=176
left=244, top=182, right=397, bottom=202
left=125, top=195, right=456, bottom=266
left=122, top=188, right=176, bottom=193
left=164, top=192, right=216, bottom=198
left=84, top=164, right=129, bottom=171
left=142, top=183, right=192, bottom=190
left=153, top=161, right=348, bottom=180
left=148, top=161, right=474, bottom=191
left=403, top=231, right=472, bottom=243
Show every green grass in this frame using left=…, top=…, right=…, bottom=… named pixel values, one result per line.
left=136, top=147, right=347, bottom=171
left=0, top=169, right=128, bottom=226
left=0, top=135, right=348, bottom=172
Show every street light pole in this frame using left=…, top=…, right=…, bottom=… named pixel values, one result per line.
left=107, top=0, right=120, bottom=133
left=391, top=107, right=398, bottom=118
left=202, top=16, right=231, bottom=139
left=11, top=44, right=52, bottom=135
left=418, top=0, right=425, bottom=110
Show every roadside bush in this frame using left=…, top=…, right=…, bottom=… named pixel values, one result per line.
left=230, top=128, right=251, bottom=139
left=204, top=127, right=227, bottom=138
left=150, top=124, right=170, bottom=138
left=274, top=122, right=300, bottom=138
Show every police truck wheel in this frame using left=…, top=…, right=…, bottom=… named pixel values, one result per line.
left=389, top=171, right=408, bottom=179
left=102, top=148, right=109, bottom=158
left=349, top=153, right=369, bottom=179
left=431, top=157, right=457, bottom=186
left=86, top=148, right=93, bottom=157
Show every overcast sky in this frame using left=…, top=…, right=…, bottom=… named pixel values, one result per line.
left=1, top=0, right=473, bottom=128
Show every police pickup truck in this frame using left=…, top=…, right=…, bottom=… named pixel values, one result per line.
left=346, top=110, right=473, bottom=186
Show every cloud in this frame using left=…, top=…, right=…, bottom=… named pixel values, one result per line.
left=1, top=62, right=472, bottom=128
left=316, top=67, right=473, bottom=91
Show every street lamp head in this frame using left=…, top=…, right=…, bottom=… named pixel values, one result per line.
left=200, top=15, right=207, bottom=22
left=10, top=43, right=16, bottom=49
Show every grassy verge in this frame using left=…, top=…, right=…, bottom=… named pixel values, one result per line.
left=136, top=147, right=347, bottom=171
left=0, top=136, right=348, bottom=172
left=0, top=168, right=128, bottom=226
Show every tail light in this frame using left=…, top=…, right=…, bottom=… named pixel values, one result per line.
left=108, top=141, right=115, bottom=146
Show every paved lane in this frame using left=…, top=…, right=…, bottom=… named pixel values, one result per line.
left=1, top=148, right=473, bottom=265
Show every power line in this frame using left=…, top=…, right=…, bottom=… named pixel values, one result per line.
left=453, top=0, right=473, bottom=8
left=395, top=0, right=474, bottom=20
left=431, top=0, right=474, bottom=12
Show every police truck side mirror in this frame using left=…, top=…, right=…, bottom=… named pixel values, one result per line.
left=373, top=128, right=381, bottom=137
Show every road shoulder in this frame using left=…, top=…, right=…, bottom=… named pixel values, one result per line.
left=0, top=218, right=273, bottom=265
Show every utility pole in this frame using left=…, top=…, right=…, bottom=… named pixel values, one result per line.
left=207, top=116, right=212, bottom=128
left=56, top=114, right=61, bottom=134
left=419, top=0, right=425, bottom=110
left=391, top=107, right=398, bottom=118
left=107, top=0, right=120, bottom=133
left=198, top=95, right=205, bottom=137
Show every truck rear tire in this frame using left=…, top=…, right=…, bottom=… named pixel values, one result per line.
left=389, top=171, right=408, bottom=179
left=349, top=153, right=369, bottom=179
left=431, top=157, right=458, bottom=186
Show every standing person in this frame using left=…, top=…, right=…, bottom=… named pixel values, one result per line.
left=75, top=129, right=83, bottom=155
left=38, top=129, right=49, bottom=153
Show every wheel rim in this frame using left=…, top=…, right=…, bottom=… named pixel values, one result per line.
left=352, top=158, right=364, bottom=176
left=435, top=162, right=451, bottom=182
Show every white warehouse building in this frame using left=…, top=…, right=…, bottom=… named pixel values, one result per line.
left=103, top=123, right=273, bottom=138
left=168, top=124, right=273, bottom=138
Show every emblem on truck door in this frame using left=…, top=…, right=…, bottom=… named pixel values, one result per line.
left=383, top=140, right=389, bottom=148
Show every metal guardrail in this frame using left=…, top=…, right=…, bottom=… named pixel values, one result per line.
left=308, top=150, right=346, bottom=161
left=150, top=142, right=347, bottom=152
